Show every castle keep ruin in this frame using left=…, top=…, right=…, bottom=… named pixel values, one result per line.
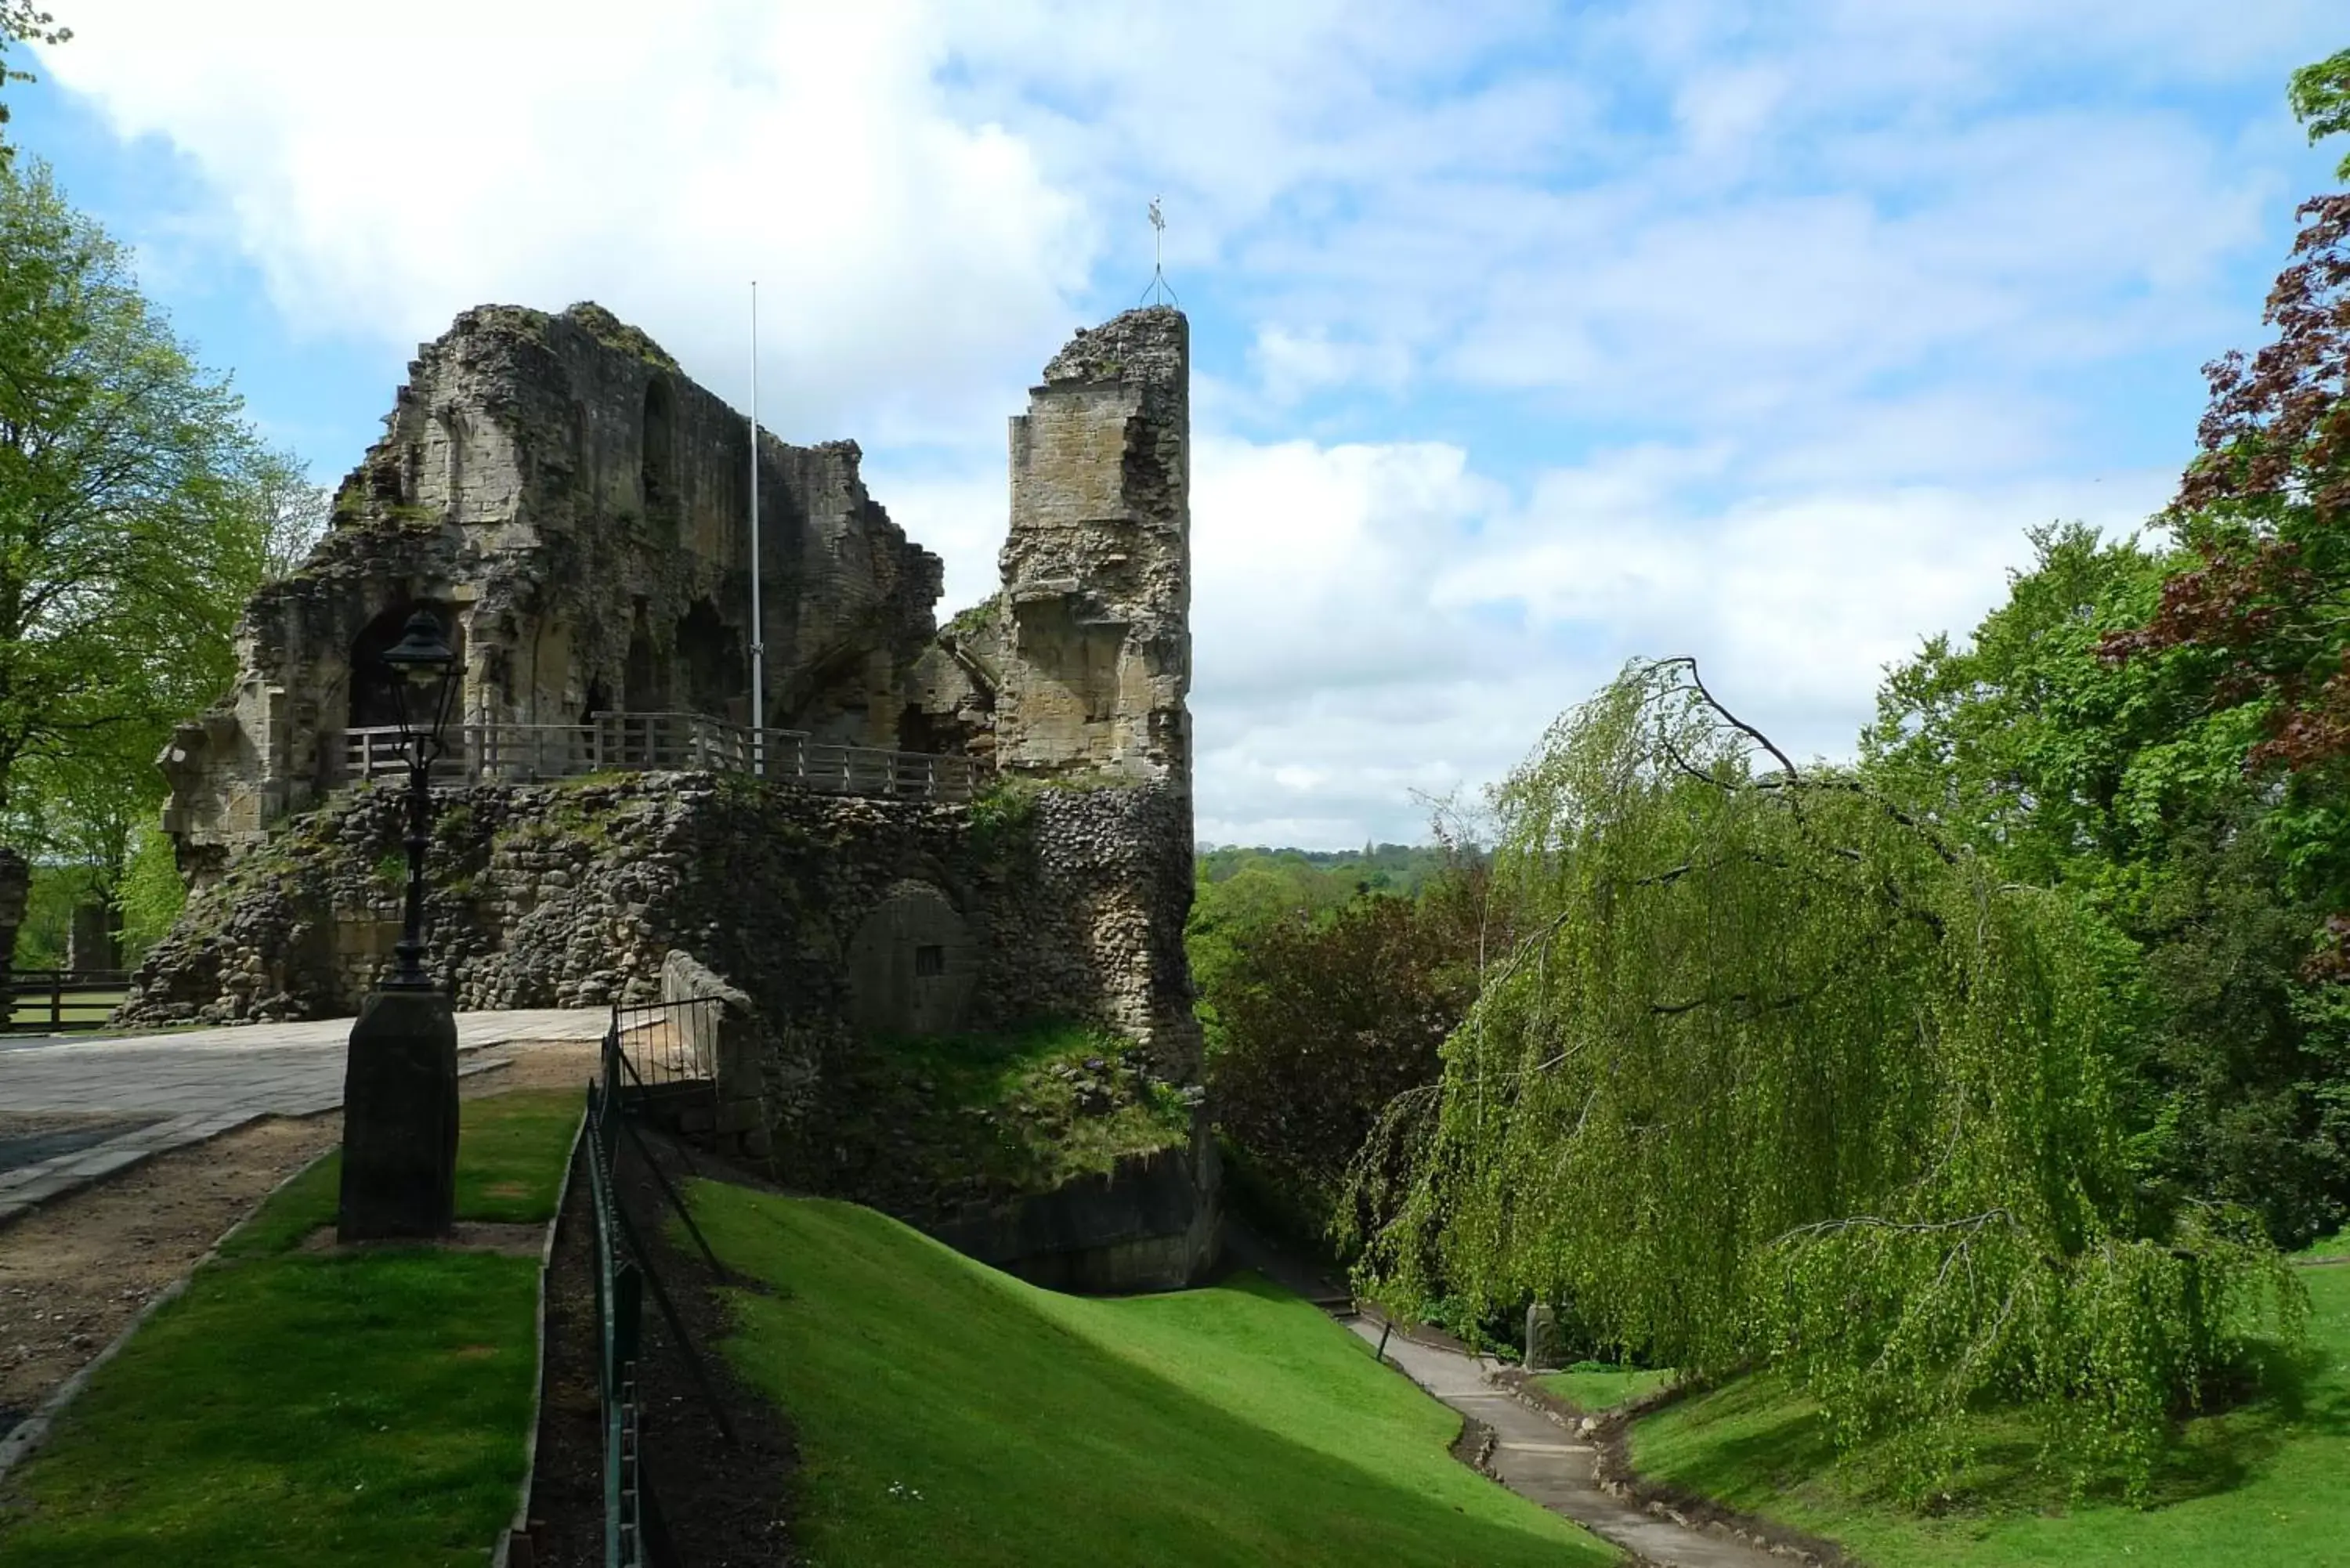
left=128, top=302, right=1213, bottom=1290
left=159, top=302, right=947, bottom=883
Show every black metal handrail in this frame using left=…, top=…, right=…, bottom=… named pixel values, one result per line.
left=584, top=1015, right=738, bottom=1566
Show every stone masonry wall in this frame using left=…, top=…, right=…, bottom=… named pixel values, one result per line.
left=119, top=769, right=1201, bottom=1130
left=992, top=306, right=1191, bottom=787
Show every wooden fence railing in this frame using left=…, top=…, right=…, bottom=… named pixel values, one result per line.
left=3, top=968, right=132, bottom=1034
left=335, top=711, right=978, bottom=802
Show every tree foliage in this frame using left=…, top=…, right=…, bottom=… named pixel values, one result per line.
left=1867, top=524, right=2350, bottom=1247
left=1206, top=859, right=1499, bottom=1241
left=1, top=157, right=296, bottom=952
left=2290, top=48, right=2350, bottom=183
left=2099, top=181, right=2350, bottom=974
left=0, top=4, right=67, bottom=164
left=1349, top=660, right=2304, bottom=1498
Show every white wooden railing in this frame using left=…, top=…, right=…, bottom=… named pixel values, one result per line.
left=337, top=710, right=978, bottom=802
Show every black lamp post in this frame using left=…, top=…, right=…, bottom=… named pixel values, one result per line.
left=338, top=607, right=464, bottom=1243
left=378, top=610, right=461, bottom=991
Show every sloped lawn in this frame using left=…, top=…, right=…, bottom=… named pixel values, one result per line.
left=1625, top=1263, right=2350, bottom=1567
left=693, top=1186, right=1621, bottom=1568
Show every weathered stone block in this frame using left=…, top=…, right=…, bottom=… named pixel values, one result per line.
left=338, top=989, right=459, bottom=1241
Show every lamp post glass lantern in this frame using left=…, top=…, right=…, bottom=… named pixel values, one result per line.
left=381, top=609, right=460, bottom=991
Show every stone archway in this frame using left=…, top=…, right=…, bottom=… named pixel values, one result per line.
left=349, top=601, right=460, bottom=731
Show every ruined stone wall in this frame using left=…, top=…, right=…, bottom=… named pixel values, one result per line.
left=992, top=306, right=1190, bottom=786
left=140, top=299, right=1201, bottom=1078
left=161, top=302, right=943, bottom=883
left=123, top=770, right=1198, bottom=1067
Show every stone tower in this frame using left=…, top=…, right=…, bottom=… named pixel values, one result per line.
left=992, top=306, right=1191, bottom=789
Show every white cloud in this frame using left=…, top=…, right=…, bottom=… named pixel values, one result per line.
left=28, top=0, right=2345, bottom=847
left=1189, top=430, right=2177, bottom=844
left=40, top=0, right=1092, bottom=446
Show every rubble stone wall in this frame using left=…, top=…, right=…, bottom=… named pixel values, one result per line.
left=993, top=306, right=1191, bottom=787
left=121, top=767, right=1200, bottom=1071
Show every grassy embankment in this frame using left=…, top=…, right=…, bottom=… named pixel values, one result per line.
left=692, top=1184, right=1621, bottom=1568
left=0, top=1087, right=582, bottom=1567
left=1538, top=1363, right=1676, bottom=1414
left=1616, top=1259, right=2350, bottom=1567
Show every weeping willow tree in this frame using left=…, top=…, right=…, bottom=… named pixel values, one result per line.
left=1347, top=659, right=2304, bottom=1496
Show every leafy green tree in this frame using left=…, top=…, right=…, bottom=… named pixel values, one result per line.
left=251, top=446, right=329, bottom=580
left=0, top=4, right=67, bottom=165
left=1351, top=660, right=2302, bottom=1498
left=1864, top=524, right=2350, bottom=1246
left=2, top=156, right=285, bottom=957
left=1206, top=862, right=1499, bottom=1245
left=2290, top=48, right=2350, bottom=182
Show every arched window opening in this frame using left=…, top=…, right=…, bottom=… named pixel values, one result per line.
left=641, top=376, right=676, bottom=515
left=349, top=601, right=459, bottom=731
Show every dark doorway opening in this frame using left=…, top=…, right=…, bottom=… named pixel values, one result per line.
left=349, top=602, right=457, bottom=730
left=675, top=599, right=745, bottom=720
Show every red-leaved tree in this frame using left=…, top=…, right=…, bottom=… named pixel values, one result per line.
left=2102, top=80, right=2350, bottom=972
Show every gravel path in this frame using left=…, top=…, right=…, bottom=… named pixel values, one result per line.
left=1347, top=1319, right=1784, bottom=1568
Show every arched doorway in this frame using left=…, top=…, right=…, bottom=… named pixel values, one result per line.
left=349, top=602, right=460, bottom=730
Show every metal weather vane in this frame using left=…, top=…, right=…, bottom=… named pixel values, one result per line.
left=1141, top=196, right=1180, bottom=307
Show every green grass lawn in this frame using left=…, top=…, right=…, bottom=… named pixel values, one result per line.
left=2305, top=1229, right=2350, bottom=1260
left=0, top=1088, right=582, bottom=1567
left=1625, top=1265, right=2350, bottom=1566
left=692, top=1185, right=1620, bottom=1568
left=1538, top=1362, right=1677, bottom=1414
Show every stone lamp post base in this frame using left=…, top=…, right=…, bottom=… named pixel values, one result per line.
left=337, top=988, right=460, bottom=1241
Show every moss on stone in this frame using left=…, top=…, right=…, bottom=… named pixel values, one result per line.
left=559, top=302, right=680, bottom=372
left=822, top=1021, right=1190, bottom=1219
left=942, top=594, right=1007, bottom=642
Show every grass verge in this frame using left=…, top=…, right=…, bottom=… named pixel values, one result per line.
left=0, top=1088, right=582, bottom=1567
left=1625, top=1264, right=2350, bottom=1567
left=691, top=1184, right=1618, bottom=1568
left=1538, top=1362, right=1676, bottom=1414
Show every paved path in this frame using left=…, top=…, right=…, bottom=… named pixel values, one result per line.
left=0, top=1010, right=606, bottom=1225
left=1346, top=1318, right=1784, bottom=1568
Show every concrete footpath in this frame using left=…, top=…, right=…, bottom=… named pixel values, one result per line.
left=0, top=1010, right=606, bottom=1225
left=1345, top=1319, right=1786, bottom=1568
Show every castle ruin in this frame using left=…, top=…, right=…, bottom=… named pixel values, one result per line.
left=128, top=301, right=1213, bottom=1289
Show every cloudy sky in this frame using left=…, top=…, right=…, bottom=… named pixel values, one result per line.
left=14, top=2, right=2346, bottom=847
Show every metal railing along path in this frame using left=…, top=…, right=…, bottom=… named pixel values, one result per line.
left=339, top=710, right=978, bottom=802
left=583, top=1011, right=738, bottom=1566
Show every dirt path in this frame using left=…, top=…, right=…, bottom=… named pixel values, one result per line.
left=0, top=1113, right=343, bottom=1439
left=0, top=1039, right=600, bottom=1445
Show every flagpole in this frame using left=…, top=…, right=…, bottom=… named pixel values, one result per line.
left=749, top=280, right=765, bottom=775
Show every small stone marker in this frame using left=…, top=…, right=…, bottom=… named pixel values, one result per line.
left=1525, top=1302, right=1562, bottom=1372
left=338, top=989, right=459, bottom=1241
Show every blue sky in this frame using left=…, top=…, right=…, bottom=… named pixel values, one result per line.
left=12, top=2, right=2347, bottom=847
